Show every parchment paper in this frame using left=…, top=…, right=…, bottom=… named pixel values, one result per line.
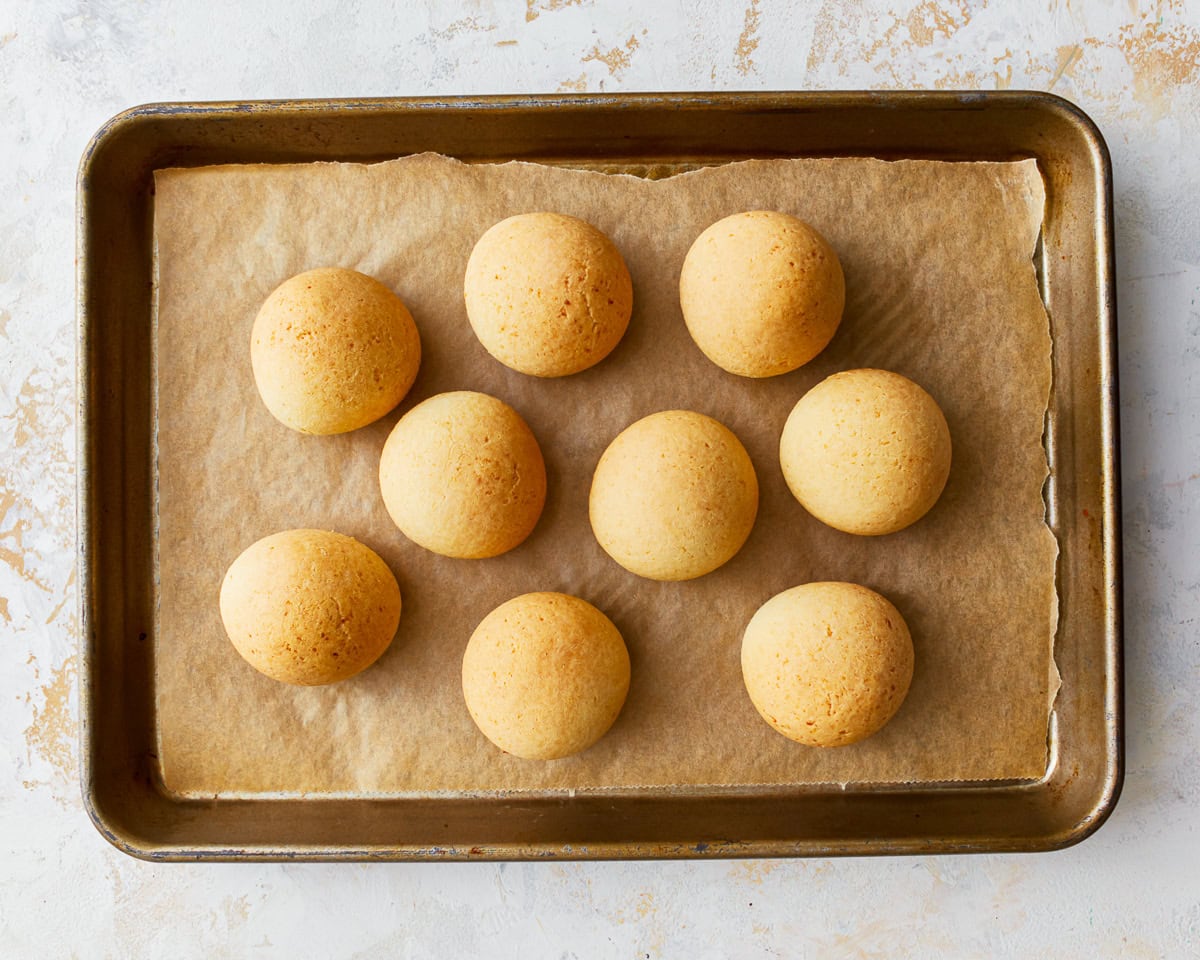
left=153, top=153, right=1058, bottom=797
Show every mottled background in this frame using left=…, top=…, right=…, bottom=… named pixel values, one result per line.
left=1, top=1, right=1197, bottom=956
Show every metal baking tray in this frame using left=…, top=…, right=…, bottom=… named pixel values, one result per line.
left=77, top=92, right=1122, bottom=860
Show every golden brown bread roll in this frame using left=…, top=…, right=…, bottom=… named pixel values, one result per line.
left=461, top=592, right=630, bottom=760
left=741, top=581, right=913, bottom=747
left=219, top=529, right=401, bottom=686
left=780, top=368, right=952, bottom=536
left=589, top=410, right=759, bottom=581
left=379, top=391, right=546, bottom=559
left=464, top=212, right=633, bottom=377
left=251, top=267, right=421, bottom=434
left=680, top=211, right=844, bottom=378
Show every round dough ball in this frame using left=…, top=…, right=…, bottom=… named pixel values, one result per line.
left=462, top=592, right=630, bottom=760
left=741, top=581, right=913, bottom=747
left=780, top=368, right=952, bottom=536
left=589, top=410, right=759, bottom=581
left=219, top=529, right=401, bottom=686
left=251, top=267, right=421, bottom=435
left=679, top=211, right=845, bottom=378
left=379, top=391, right=546, bottom=559
left=464, top=212, right=633, bottom=377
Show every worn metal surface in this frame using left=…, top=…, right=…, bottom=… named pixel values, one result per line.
left=77, top=92, right=1121, bottom=861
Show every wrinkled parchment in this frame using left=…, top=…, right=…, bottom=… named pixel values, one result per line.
left=153, top=153, right=1057, bottom=797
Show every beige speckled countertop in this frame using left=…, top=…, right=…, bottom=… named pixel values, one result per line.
left=3, top=1, right=1197, bottom=956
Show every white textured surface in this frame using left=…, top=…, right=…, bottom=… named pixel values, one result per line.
left=2, top=0, right=1198, bottom=955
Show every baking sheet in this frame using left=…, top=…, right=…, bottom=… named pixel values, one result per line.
left=153, top=152, right=1057, bottom=796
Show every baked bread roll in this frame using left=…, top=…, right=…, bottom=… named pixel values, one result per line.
left=679, top=211, right=844, bottom=378
left=219, top=529, right=401, bottom=686
left=589, top=410, right=759, bottom=581
left=251, top=267, right=420, bottom=434
left=379, top=391, right=546, bottom=559
left=780, top=368, right=952, bottom=536
left=464, top=212, right=633, bottom=377
left=461, top=592, right=630, bottom=760
left=741, top=581, right=913, bottom=747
